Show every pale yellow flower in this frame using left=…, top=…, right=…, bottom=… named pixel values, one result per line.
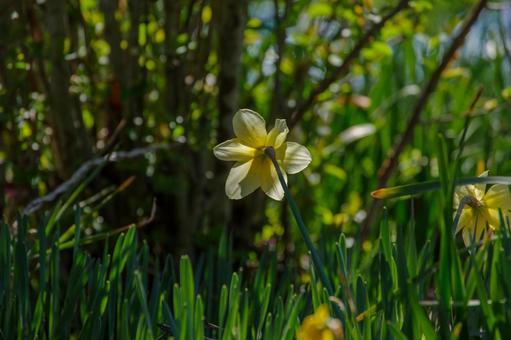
left=454, top=171, right=511, bottom=246
left=213, top=109, right=311, bottom=200
left=296, top=305, right=343, bottom=340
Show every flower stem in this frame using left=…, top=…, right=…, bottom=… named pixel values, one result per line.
left=452, top=195, right=479, bottom=233
left=265, top=147, right=334, bottom=296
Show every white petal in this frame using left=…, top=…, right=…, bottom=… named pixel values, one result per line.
left=454, top=171, right=488, bottom=204
left=213, top=138, right=256, bottom=161
left=266, top=119, right=289, bottom=148
left=474, top=170, right=489, bottom=200
left=282, top=142, right=312, bottom=174
left=233, top=109, right=267, bottom=148
left=453, top=190, right=465, bottom=209
left=483, top=185, right=511, bottom=210
left=225, top=160, right=260, bottom=199
left=261, top=159, right=287, bottom=201
left=454, top=185, right=481, bottom=206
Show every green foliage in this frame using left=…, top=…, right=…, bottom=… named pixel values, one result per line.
left=0, top=206, right=511, bottom=338
left=2, top=0, right=511, bottom=339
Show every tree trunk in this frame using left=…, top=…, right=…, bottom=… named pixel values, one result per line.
left=99, top=0, right=125, bottom=140
left=216, top=0, right=247, bottom=141
left=44, top=0, right=92, bottom=178
left=214, top=0, right=258, bottom=246
left=126, top=0, right=145, bottom=120
left=163, top=0, right=181, bottom=119
left=100, top=0, right=124, bottom=88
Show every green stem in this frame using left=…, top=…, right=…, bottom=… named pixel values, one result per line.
left=264, top=147, right=334, bottom=296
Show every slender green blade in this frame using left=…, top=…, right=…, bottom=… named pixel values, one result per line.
left=372, top=176, right=511, bottom=200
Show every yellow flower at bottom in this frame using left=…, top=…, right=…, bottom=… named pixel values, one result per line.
left=454, top=171, right=511, bottom=246
left=213, top=109, right=312, bottom=201
left=297, top=305, right=343, bottom=340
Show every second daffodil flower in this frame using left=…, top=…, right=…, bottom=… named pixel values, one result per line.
left=213, top=109, right=312, bottom=201
left=296, top=305, right=344, bottom=340
left=454, top=170, right=511, bottom=246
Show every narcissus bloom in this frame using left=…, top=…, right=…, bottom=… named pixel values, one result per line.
left=454, top=171, right=511, bottom=246
left=296, top=305, right=343, bottom=340
left=213, top=109, right=311, bottom=201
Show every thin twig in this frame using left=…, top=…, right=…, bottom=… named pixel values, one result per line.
left=23, top=144, right=172, bottom=215
left=376, top=0, right=488, bottom=186
left=419, top=299, right=507, bottom=307
left=289, top=0, right=410, bottom=128
left=270, top=0, right=291, bottom=119
left=362, top=0, right=488, bottom=236
left=36, top=199, right=158, bottom=256
left=448, top=87, right=483, bottom=203
left=497, top=14, right=511, bottom=67
left=99, top=117, right=127, bottom=155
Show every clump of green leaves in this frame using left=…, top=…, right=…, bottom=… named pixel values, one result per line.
left=2, top=199, right=511, bottom=339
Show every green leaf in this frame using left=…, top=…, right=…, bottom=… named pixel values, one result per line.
left=218, top=284, right=228, bottom=333
left=372, top=176, right=511, bottom=199
left=308, top=3, right=333, bottom=18
left=194, top=295, right=205, bottom=339
left=380, top=208, right=398, bottom=290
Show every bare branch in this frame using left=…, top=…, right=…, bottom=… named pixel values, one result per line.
left=289, top=0, right=410, bottom=128
left=361, top=0, right=488, bottom=237
left=377, top=0, right=488, bottom=186
left=23, top=144, right=173, bottom=215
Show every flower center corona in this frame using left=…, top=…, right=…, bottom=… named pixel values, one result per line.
left=463, top=195, right=483, bottom=209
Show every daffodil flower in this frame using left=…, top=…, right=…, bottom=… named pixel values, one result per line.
left=213, top=109, right=311, bottom=201
left=296, top=305, right=344, bottom=340
left=454, top=171, right=511, bottom=246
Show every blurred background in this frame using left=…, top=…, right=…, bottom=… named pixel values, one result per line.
left=1, top=0, right=510, bottom=260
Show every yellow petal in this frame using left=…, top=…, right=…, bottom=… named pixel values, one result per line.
left=321, top=330, right=335, bottom=340
left=266, top=119, right=289, bottom=148
left=261, top=158, right=287, bottom=201
left=233, top=109, right=267, bottom=148
left=225, top=160, right=261, bottom=199
left=487, top=209, right=504, bottom=229
left=458, top=208, right=487, bottom=247
left=213, top=138, right=257, bottom=161
left=474, top=213, right=486, bottom=241
left=314, top=305, right=330, bottom=323
left=483, top=184, right=511, bottom=210
left=462, top=228, right=473, bottom=247
left=282, top=142, right=312, bottom=174
left=455, top=208, right=473, bottom=234
left=460, top=213, right=485, bottom=246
